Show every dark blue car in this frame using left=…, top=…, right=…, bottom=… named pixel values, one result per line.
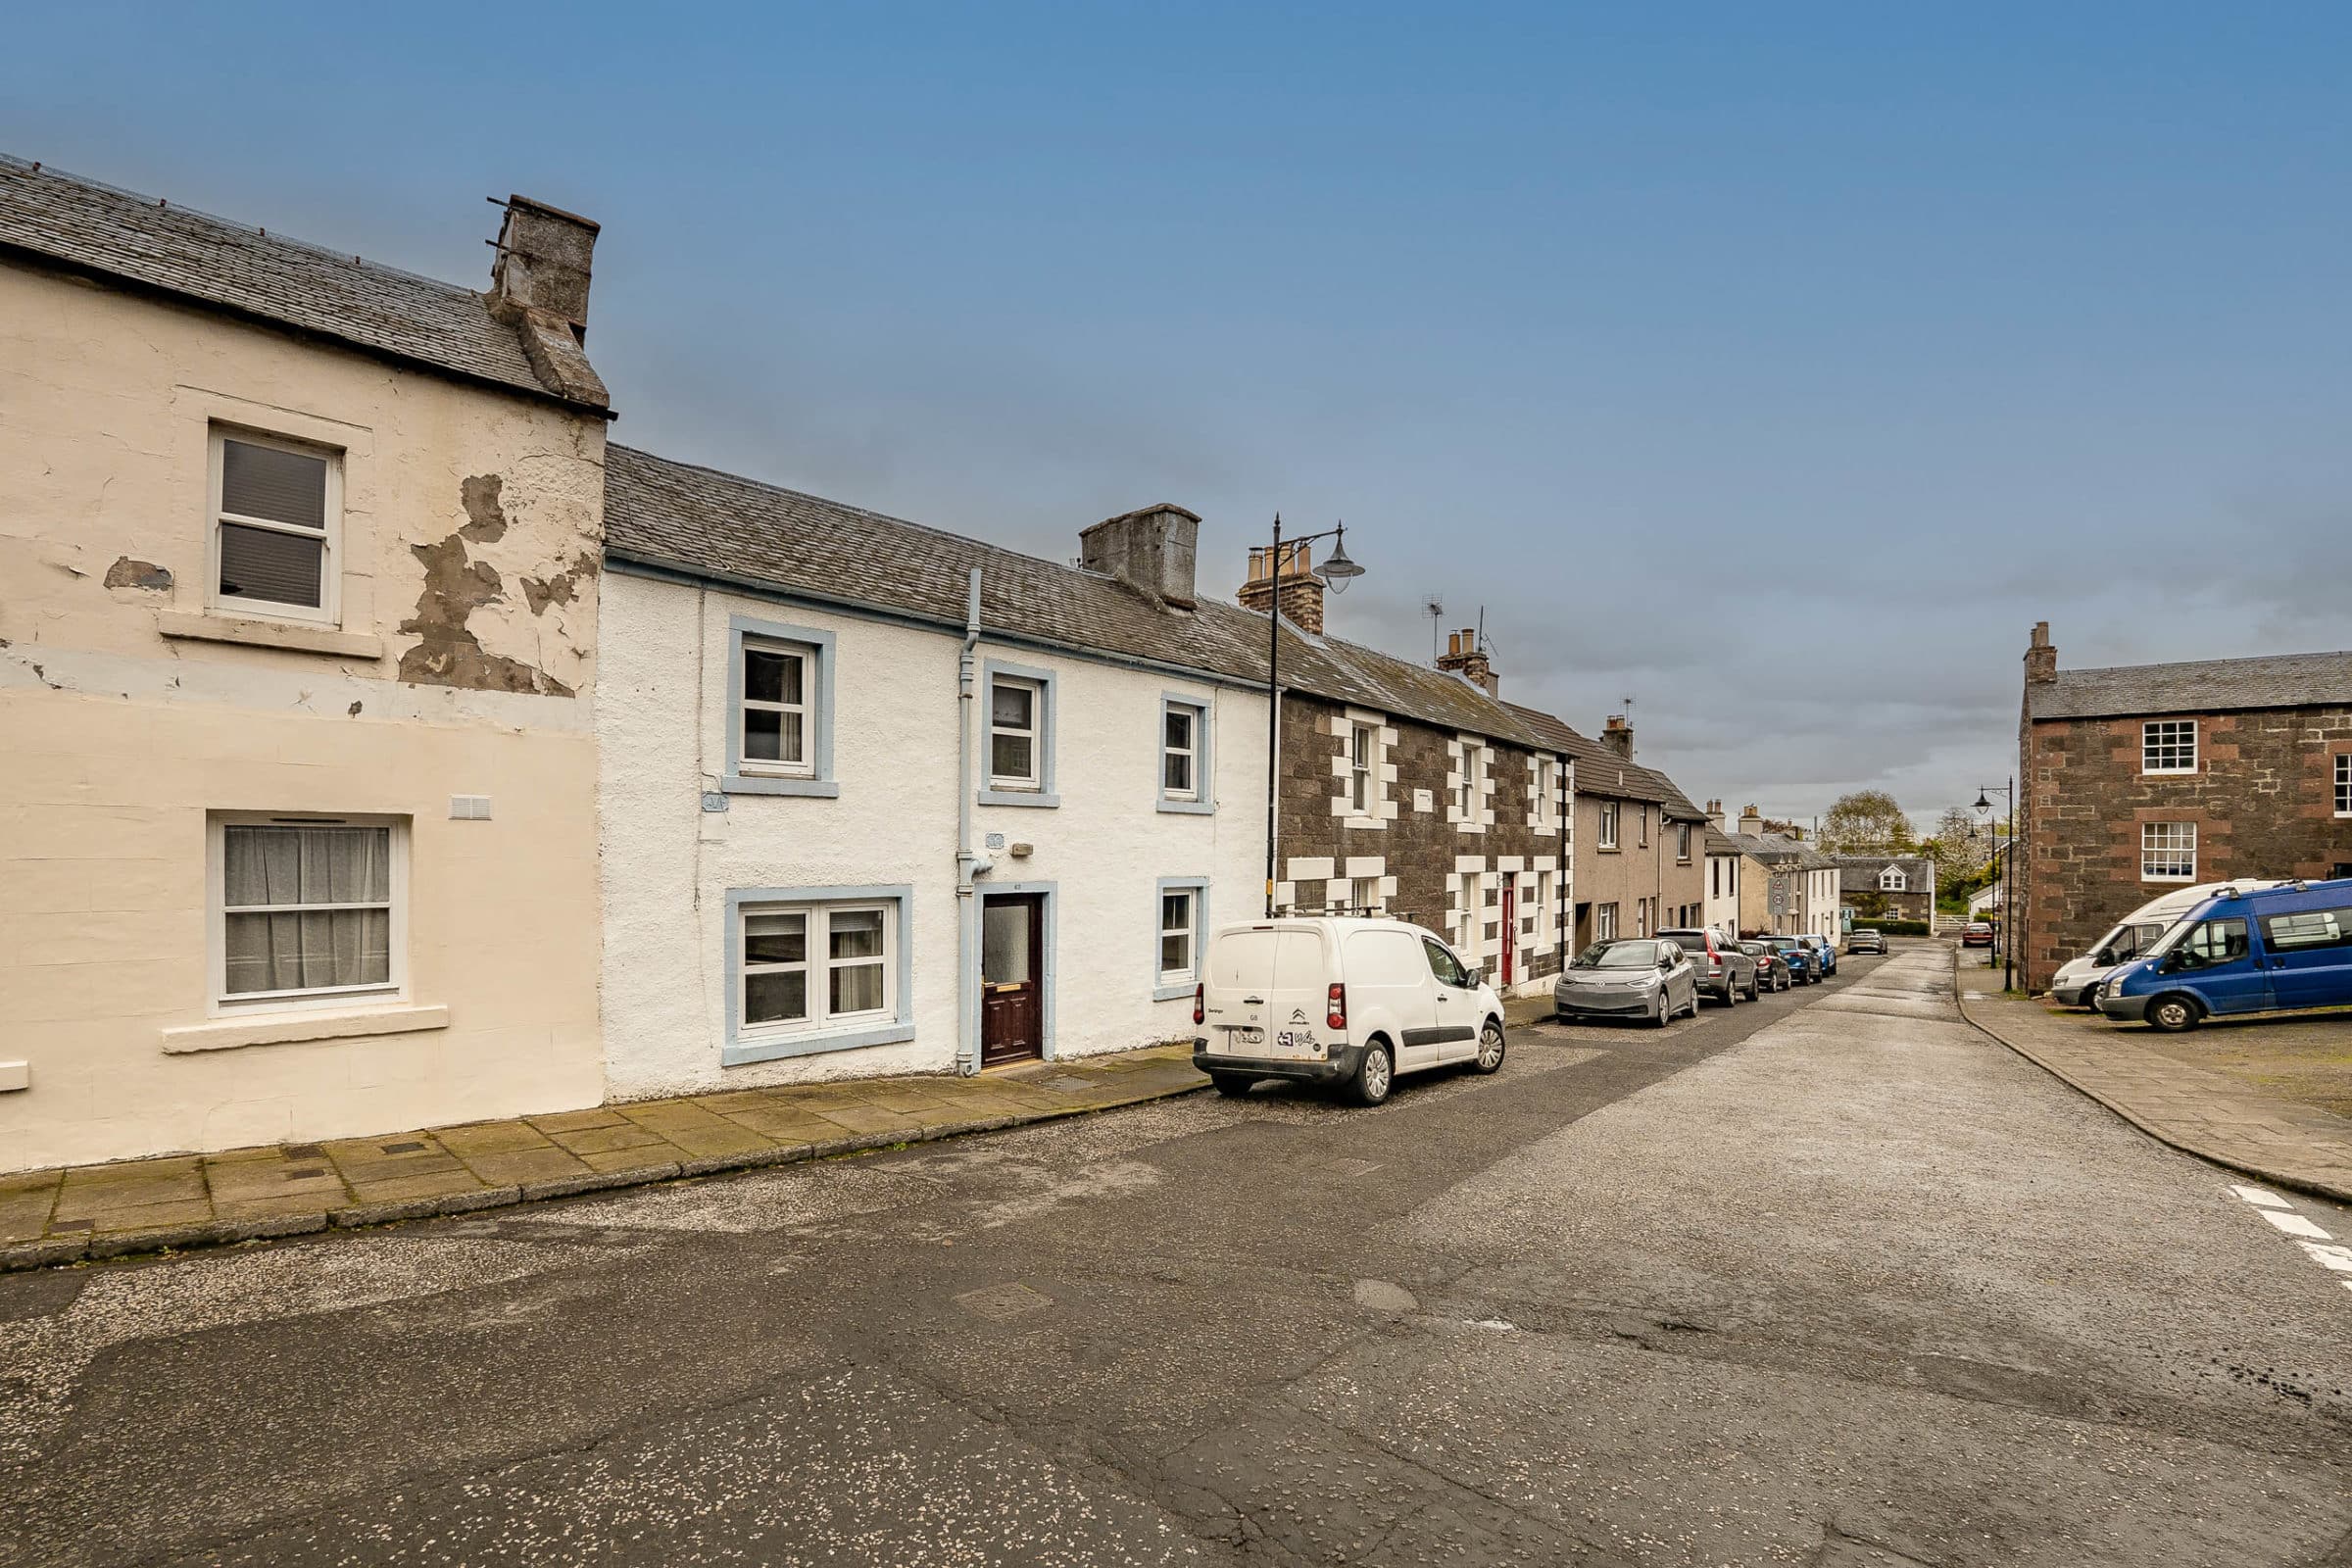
left=1763, top=936, right=1818, bottom=983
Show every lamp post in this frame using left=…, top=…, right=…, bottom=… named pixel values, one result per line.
left=1975, top=780, right=2014, bottom=992
left=1261, top=514, right=1365, bottom=916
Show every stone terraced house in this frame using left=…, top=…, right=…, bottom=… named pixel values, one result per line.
left=2015, top=621, right=2352, bottom=993
left=1556, top=718, right=1710, bottom=951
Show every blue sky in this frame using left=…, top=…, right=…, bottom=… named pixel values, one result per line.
left=9, top=3, right=2348, bottom=825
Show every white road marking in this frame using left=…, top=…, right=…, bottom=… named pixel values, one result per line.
left=2259, top=1209, right=2333, bottom=1240
left=2230, top=1184, right=2290, bottom=1208
left=2298, top=1242, right=2352, bottom=1274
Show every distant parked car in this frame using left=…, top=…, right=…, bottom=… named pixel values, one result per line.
left=1555, top=939, right=1700, bottom=1027
left=1658, top=927, right=1758, bottom=1004
left=1961, top=922, right=1996, bottom=949
left=1798, top=933, right=1838, bottom=976
left=1847, top=928, right=1887, bottom=955
left=1740, top=940, right=1791, bottom=992
left=1763, top=936, right=1818, bottom=983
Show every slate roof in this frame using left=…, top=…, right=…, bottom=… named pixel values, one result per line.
left=1514, top=712, right=1706, bottom=816
left=1703, top=827, right=1742, bottom=858
left=1834, top=854, right=1935, bottom=894
left=0, top=154, right=604, bottom=412
left=1732, top=832, right=1837, bottom=871
left=2034, top=650, right=2352, bottom=720
left=605, top=444, right=1580, bottom=752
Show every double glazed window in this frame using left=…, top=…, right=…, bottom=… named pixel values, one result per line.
left=214, top=816, right=400, bottom=1006
left=991, top=676, right=1043, bottom=790
left=1159, top=889, right=1199, bottom=984
left=1533, top=760, right=1556, bottom=828
left=1351, top=875, right=1381, bottom=913
left=1594, top=903, right=1618, bottom=941
left=1162, top=704, right=1201, bottom=801
left=739, top=901, right=894, bottom=1033
left=739, top=640, right=812, bottom=776
left=1880, top=867, right=1907, bottom=891
left=2142, top=822, right=2197, bottom=881
left=213, top=429, right=339, bottom=620
left=1676, top=822, right=1691, bottom=862
left=2337, top=755, right=2350, bottom=817
left=1597, top=800, right=1620, bottom=850
left=2142, top=720, right=2197, bottom=774
left=1349, top=723, right=1375, bottom=815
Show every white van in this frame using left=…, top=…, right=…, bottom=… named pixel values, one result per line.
left=1192, top=917, right=1506, bottom=1105
left=2049, top=879, right=2292, bottom=1008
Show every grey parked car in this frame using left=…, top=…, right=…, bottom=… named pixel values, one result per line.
left=1847, top=928, right=1887, bottom=956
left=1657, top=928, right=1758, bottom=1004
left=1555, top=938, right=1700, bottom=1028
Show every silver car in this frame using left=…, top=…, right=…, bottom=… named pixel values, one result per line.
left=1554, top=938, right=1700, bottom=1028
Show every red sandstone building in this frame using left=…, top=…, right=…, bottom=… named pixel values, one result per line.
left=2015, top=622, right=2352, bottom=993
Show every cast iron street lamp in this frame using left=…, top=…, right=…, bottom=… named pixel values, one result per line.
left=1262, top=514, right=1365, bottom=915
left=1975, top=780, right=2015, bottom=992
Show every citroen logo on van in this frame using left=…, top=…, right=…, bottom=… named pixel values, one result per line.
left=1289, top=1007, right=1310, bottom=1024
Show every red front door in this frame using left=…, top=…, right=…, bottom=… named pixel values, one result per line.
left=1500, top=875, right=1516, bottom=986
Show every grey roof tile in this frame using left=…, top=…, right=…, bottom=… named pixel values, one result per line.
left=1834, top=854, right=1935, bottom=892
left=605, top=444, right=1577, bottom=751
left=0, top=154, right=602, bottom=411
left=2035, top=650, right=2352, bottom=719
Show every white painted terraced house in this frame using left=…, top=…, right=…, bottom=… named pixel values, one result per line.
left=597, top=456, right=1277, bottom=1093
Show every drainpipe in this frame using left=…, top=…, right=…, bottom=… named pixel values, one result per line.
left=956, top=568, right=985, bottom=1075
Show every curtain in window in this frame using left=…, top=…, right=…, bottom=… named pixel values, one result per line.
left=222, top=826, right=392, bottom=995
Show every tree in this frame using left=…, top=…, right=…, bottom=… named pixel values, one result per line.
left=1927, top=806, right=1989, bottom=883
left=1817, top=790, right=1915, bottom=855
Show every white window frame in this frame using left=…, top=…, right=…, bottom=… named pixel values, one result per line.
left=736, top=638, right=816, bottom=780
left=1597, top=799, right=1620, bottom=850
left=2142, top=720, right=2198, bottom=775
left=737, top=899, right=898, bottom=1039
left=1638, top=806, right=1649, bottom=849
left=1636, top=898, right=1650, bottom=937
left=1162, top=701, right=1201, bottom=803
left=2336, top=754, right=2350, bottom=817
left=1350, top=875, right=1381, bottom=914
left=1533, top=759, right=1556, bottom=829
left=1880, top=866, right=1907, bottom=892
left=1676, top=821, right=1692, bottom=862
left=207, top=812, right=408, bottom=1015
left=1349, top=723, right=1375, bottom=816
left=1595, top=902, right=1618, bottom=942
left=989, top=674, right=1046, bottom=791
left=2141, top=822, right=2197, bottom=882
left=1158, top=888, right=1200, bottom=986
left=208, top=425, right=343, bottom=625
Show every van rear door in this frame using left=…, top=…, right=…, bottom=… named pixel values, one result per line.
left=2258, top=896, right=2352, bottom=1010
left=1203, top=926, right=1327, bottom=1061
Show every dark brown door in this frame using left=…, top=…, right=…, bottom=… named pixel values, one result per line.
left=980, top=893, right=1046, bottom=1066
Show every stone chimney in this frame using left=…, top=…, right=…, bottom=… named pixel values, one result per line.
left=1237, top=540, right=1326, bottom=634
left=2025, top=620, right=2057, bottom=685
left=1706, top=798, right=1728, bottom=832
left=1437, top=628, right=1497, bottom=696
left=488, top=195, right=607, bottom=407
left=1600, top=713, right=1634, bottom=760
left=1082, top=504, right=1200, bottom=608
left=1739, top=805, right=1764, bottom=836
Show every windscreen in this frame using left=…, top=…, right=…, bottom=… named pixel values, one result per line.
left=1577, top=941, right=1659, bottom=968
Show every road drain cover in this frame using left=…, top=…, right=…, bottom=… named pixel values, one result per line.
left=956, top=1281, right=1053, bottom=1321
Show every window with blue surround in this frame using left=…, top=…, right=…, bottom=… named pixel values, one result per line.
left=1153, top=877, right=1209, bottom=1000
left=724, top=614, right=839, bottom=798
left=723, top=885, right=913, bottom=1065
left=1157, top=694, right=1213, bottom=813
left=981, top=658, right=1058, bottom=808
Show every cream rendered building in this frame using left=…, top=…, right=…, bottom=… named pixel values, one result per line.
left=0, top=159, right=612, bottom=1172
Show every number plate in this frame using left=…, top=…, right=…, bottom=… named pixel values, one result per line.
left=1228, top=1026, right=1263, bottom=1045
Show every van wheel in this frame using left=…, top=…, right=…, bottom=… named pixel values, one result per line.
left=2145, top=994, right=2203, bottom=1033
left=1349, top=1041, right=1394, bottom=1105
left=1209, top=1072, right=1253, bottom=1097
left=1472, top=1020, right=1505, bottom=1074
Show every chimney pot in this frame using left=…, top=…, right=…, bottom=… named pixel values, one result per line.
left=1236, top=537, right=1325, bottom=634
left=1082, top=504, right=1200, bottom=608
left=1599, top=714, right=1633, bottom=759
left=1437, top=627, right=1498, bottom=696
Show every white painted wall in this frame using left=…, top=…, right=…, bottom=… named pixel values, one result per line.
left=597, top=570, right=1268, bottom=1099
left=1704, top=851, right=1740, bottom=937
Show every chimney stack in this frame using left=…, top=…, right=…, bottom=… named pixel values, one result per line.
left=1237, top=540, right=1326, bottom=635
left=488, top=195, right=606, bottom=406
left=2025, top=620, right=2057, bottom=685
left=1082, top=504, right=1200, bottom=608
left=1600, top=713, right=1634, bottom=759
left=1706, top=798, right=1727, bottom=832
left=1739, top=805, right=1764, bottom=836
left=1436, top=628, right=1498, bottom=696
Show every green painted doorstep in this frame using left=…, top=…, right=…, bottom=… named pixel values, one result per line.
left=1, top=1043, right=1208, bottom=1272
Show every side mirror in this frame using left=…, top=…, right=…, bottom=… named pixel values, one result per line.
left=1657, top=956, right=1673, bottom=971
left=1467, top=967, right=1487, bottom=988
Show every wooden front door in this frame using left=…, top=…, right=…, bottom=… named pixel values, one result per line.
left=980, top=893, right=1046, bottom=1066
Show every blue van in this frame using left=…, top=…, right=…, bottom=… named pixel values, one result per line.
left=2096, top=878, right=2352, bottom=1032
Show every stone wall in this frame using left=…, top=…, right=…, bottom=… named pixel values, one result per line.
left=2019, top=706, right=2352, bottom=991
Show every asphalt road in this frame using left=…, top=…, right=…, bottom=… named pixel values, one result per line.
left=4, top=945, right=2348, bottom=1567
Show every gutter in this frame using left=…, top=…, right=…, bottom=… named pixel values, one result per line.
left=956, top=568, right=985, bottom=1075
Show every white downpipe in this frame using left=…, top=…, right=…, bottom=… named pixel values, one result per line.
left=955, top=568, right=984, bottom=1075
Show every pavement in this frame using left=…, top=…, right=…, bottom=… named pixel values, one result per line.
left=4, top=942, right=2349, bottom=1567
left=1955, top=953, right=2352, bottom=1205
left=0, top=1043, right=1211, bottom=1270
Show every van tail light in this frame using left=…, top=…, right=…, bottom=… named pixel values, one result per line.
left=1327, top=983, right=1348, bottom=1032
left=1192, top=984, right=1204, bottom=1027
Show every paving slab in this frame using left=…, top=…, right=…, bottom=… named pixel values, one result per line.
left=2, top=1042, right=1209, bottom=1269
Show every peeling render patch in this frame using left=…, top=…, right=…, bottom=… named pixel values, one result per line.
left=395, top=475, right=576, bottom=698
left=520, top=550, right=599, bottom=615
left=103, top=558, right=172, bottom=592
